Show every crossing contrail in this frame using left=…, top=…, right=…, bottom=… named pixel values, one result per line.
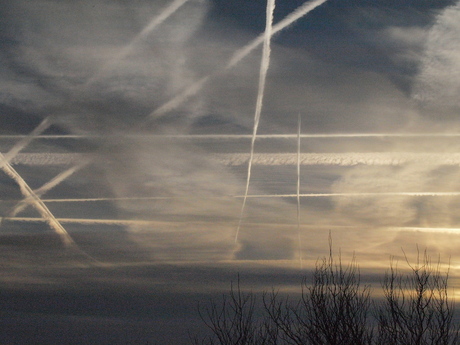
left=145, top=0, right=327, bottom=122
left=235, top=0, right=276, bottom=243
left=2, top=117, right=52, bottom=163
left=227, top=0, right=328, bottom=69
left=9, top=160, right=90, bottom=217
left=0, top=153, right=76, bottom=247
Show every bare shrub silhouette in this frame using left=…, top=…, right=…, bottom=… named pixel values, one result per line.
left=193, top=244, right=459, bottom=345
left=376, top=248, right=459, bottom=345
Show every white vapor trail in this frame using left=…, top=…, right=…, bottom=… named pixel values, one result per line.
left=390, top=227, right=460, bottom=234
left=1, top=217, right=196, bottom=228
left=2, top=117, right=52, bottom=163
left=146, top=0, right=327, bottom=121
left=10, top=152, right=460, bottom=167
left=0, top=153, right=75, bottom=247
left=4, top=133, right=460, bottom=140
left=235, top=0, right=276, bottom=243
left=9, top=0, right=327, bottom=210
left=7, top=218, right=460, bottom=235
left=215, top=152, right=460, bottom=166
left=86, top=0, right=191, bottom=84
left=2, top=191, right=456, bottom=204
left=145, top=76, right=209, bottom=120
left=9, top=160, right=89, bottom=217
left=10, top=153, right=84, bottom=166
left=244, top=192, right=460, bottom=198
left=226, top=0, right=328, bottom=69
left=297, top=114, right=302, bottom=268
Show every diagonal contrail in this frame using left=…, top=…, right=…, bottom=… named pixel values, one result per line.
left=2, top=117, right=52, bottom=163
left=2, top=0, right=328, bottom=232
left=226, top=0, right=328, bottom=69
left=0, top=153, right=75, bottom=247
left=86, top=0, right=192, bottom=85
left=297, top=114, right=302, bottom=268
left=8, top=160, right=90, bottom=217
left=235, top=0, right=276, bottom=243
left=146, top=0, right=327, bottom=121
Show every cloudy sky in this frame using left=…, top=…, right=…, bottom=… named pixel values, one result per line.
left=1, top=0, right=460, bottom=343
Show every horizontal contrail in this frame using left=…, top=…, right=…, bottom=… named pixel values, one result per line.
left=214, top=152, right=460, bottom=166
left=4, top=217, right=460, bottom=235
left=1, top=192, right=458, bottom=204
left=2, top=117, right=52, bottom=163
left=9, top=152, right=460, bottom=166
left=145, top=0, right=327, bottom=121
left=9, top=153, right=86, bottom=165
left=3, top=133, right=460, bottom=140
left=390, top=227, right=460, bottom=234
left=0, top=153, right=76, bottom=247
left=1, top=217, right=190, bottom=228
left=9, top=160, right=90, bottom=217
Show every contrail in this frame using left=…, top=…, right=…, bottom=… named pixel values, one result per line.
left=214, top=152, right=460, bottom=166
left=9, top=160, right=90, bottom=217
left=390, top=227, right=460, bottom=234
left=0, top=153, right=75, bottom=247
left=145, top=0, right=327, bottom=122
left=240, top=192, right=460, bottom=198
left=145, top=76, right=209, bottom=120
left=1, top=191, right=457, bottom=204
left=86, top=0, right=192, bottom=84
left=1, top=217, right=190, bottom=228
left=227, top=0, right=327, bottom=69
left=2, top=117, right=52, bottom=163
left=11, top=152, right=460, bottom=167
left=10, top=153, right=84, bottom=166
left=7, top=217, right=460, bottom=234
left=4, top=132, right=460, bottom=140
left=235, top=0, right=276, bottom=243
left=297, top=114, right=302, bottom=269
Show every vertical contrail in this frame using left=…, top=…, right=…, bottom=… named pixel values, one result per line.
left=9, top=160, right=89, bottom=217
left=87, top=0, right=192, bottom=84
left=235, top=0, right=276, bottom=243
left=226, top=0, right=328, bottom=69
left=145, top=0, right=327, bottom=122
left=297, top=114, right=302, bottom=269
left=0, top=153, right=76, bottom=247
left=2, top=116, right=52, bottom=163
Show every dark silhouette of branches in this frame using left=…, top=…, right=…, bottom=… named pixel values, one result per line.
left=193, top=244, right=459, bottom=345
left=263, top=236, right=372, bottom=345
left=376, top=247, right=459, bottom=345
left=192, top=275, right=277, bottom=345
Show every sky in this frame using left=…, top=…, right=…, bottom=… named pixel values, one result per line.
left=1, top=0, right=460, bottom=343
